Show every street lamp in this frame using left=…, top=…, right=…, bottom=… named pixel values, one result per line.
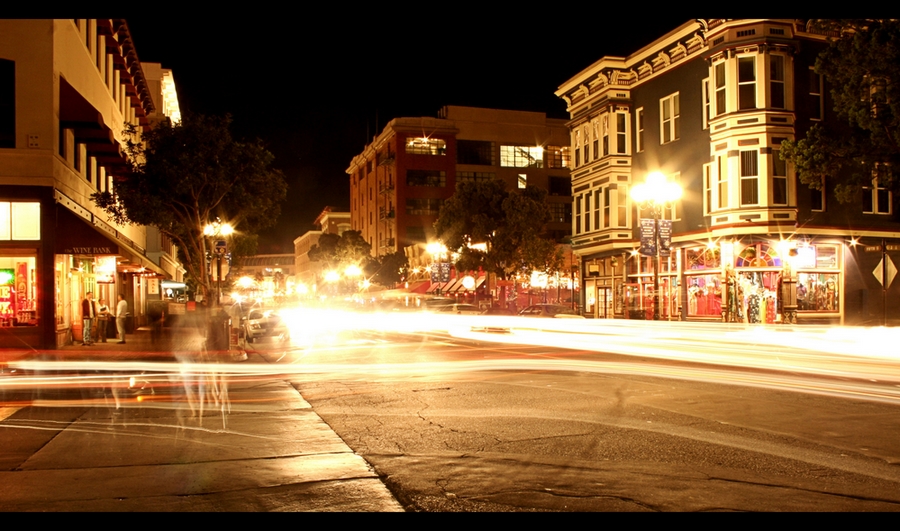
left=631, top=172, right=682, bottom=321
left=203, top=219, right=234, bottom=307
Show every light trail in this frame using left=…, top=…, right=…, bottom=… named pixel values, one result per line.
left=2, top=307, right=899, bottom=411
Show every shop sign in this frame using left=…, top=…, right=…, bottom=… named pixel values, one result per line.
left=147, top=278, right=159, bottom=294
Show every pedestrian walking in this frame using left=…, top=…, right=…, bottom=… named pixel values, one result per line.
left=97, top=298, right=110, bottom=343
left=116, top=294, right=128, bottom=344
left=81, top=292, right=96, bottom=345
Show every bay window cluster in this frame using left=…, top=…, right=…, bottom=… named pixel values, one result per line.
left=710, top=52, right=791, bottom=116
left=571, top=111, right=630, bottom=168
left=573, top=184, right=628, bottom=235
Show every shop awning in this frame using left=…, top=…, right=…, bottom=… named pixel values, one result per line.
left=425, top=281, right=446, bottom=293
left=54, top=192, right=168, bottom=277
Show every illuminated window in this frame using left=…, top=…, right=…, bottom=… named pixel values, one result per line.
left=517, top=174, right=527, bottom=189
left=0, top=202, right=40, bottom=240
left=405, top=137, right=446, bottom=155
left=659, top=93, right=679, bottom=144
left=545, top=146, right=570, bottom=169
left=500, top=145, right=543, bottom=168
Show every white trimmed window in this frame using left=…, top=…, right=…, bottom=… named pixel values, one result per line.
left=660, top=92, right=680, bottom=144
left=769, top=55, right=786, bottom=109
left=810, top=68, right=824, bottom=121
left=772, top=150, right=788, bottom=205
left=717, top=155, right=729, bottom=209
left=738, top=56, right=757, bottom=110
left=714, top=61, right=727, bottom=117
left=863, top=178, right=891, bottom=214
left=702, top=78, right=711, bottom=129
left=635, top=107, right=644, bottom=152
left=740, top=150, right=759, bottom=206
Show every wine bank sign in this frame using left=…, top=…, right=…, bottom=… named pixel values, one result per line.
left=61, top=246, right=119, bottom=255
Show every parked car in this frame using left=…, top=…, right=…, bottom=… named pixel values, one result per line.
left=242, top=308, right=289, bottom=343
left=518, top=304, right=584, bottom=318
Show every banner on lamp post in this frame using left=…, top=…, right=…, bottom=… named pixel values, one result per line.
left=658, top=219, right=673, bottom=257
left=639, top=219, right=657, bottom=256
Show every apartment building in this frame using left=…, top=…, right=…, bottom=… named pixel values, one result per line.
left=346, top=106, right=573, bottom=259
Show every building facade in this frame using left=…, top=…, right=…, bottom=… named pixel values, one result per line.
left=0, top=19, right=178, bottom=347
left=556, top=19, right=899, bottom=325
left=347, top=106, right=573, bottom=259
left=293, top=207, right=351, bottom=295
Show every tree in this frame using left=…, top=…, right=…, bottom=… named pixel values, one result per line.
left=433, top=180, right=564, bottom=284
left=92, top=114, right=287, bottom=301
left=307, top=230, right=373, bottom=271
left=781, top=19, right=900, bottom=204
left=365, top=251, right=409, bottom=288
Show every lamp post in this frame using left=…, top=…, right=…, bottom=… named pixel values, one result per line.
left=203, top=219, right=234, bottom=307
left=631, top=172, right=682, bottom=321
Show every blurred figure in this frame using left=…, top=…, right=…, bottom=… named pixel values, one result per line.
left=81, top=292, right=96, bottom=345
left=96, top=298, right=110, bottom=343
left=116, top=294, right=128, bottom=344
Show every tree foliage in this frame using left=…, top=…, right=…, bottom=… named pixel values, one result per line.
left=365, top=251, right=410, bottom=288
left=92, top=114, right=287, bottom=300
left=307, top=230, right=373, bottom=271
left=433, top=180, right=563, bottom=281
left=781, top=19, right=900, bottom=204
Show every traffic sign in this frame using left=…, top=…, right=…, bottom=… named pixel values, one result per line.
left=215, top=239, right=227, bottom=254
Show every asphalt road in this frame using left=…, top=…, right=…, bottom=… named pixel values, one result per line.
left=254, top=328, right=900, bottom=511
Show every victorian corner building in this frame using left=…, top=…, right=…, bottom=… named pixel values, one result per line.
left=556, top=19, right=900, bottom=325
left=0, top=20, right=183, bottom=348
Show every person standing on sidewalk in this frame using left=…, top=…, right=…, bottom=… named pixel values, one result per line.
left=116, top=294, right=128, bottom=344
left=81, top=292, right=96, bottom=345
left=97, top=298, right=110, bottom=343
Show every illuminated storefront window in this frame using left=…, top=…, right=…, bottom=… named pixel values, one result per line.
left=0, top=202, right=40, bottom=240
left=0, top=254, right=38, bottom=326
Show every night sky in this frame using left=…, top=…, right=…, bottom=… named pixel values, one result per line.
left=124, top=15, right=679, bottom=253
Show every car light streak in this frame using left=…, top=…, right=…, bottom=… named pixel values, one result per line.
left=3, top=308, right=899, bottom=414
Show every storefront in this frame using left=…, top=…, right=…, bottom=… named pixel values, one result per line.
left=0, top=187, right=167, bottom=349
left=579, top=235, right=868, bottom=325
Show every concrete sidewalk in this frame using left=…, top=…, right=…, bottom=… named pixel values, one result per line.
left=0, top=326, right=403, bottom=511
